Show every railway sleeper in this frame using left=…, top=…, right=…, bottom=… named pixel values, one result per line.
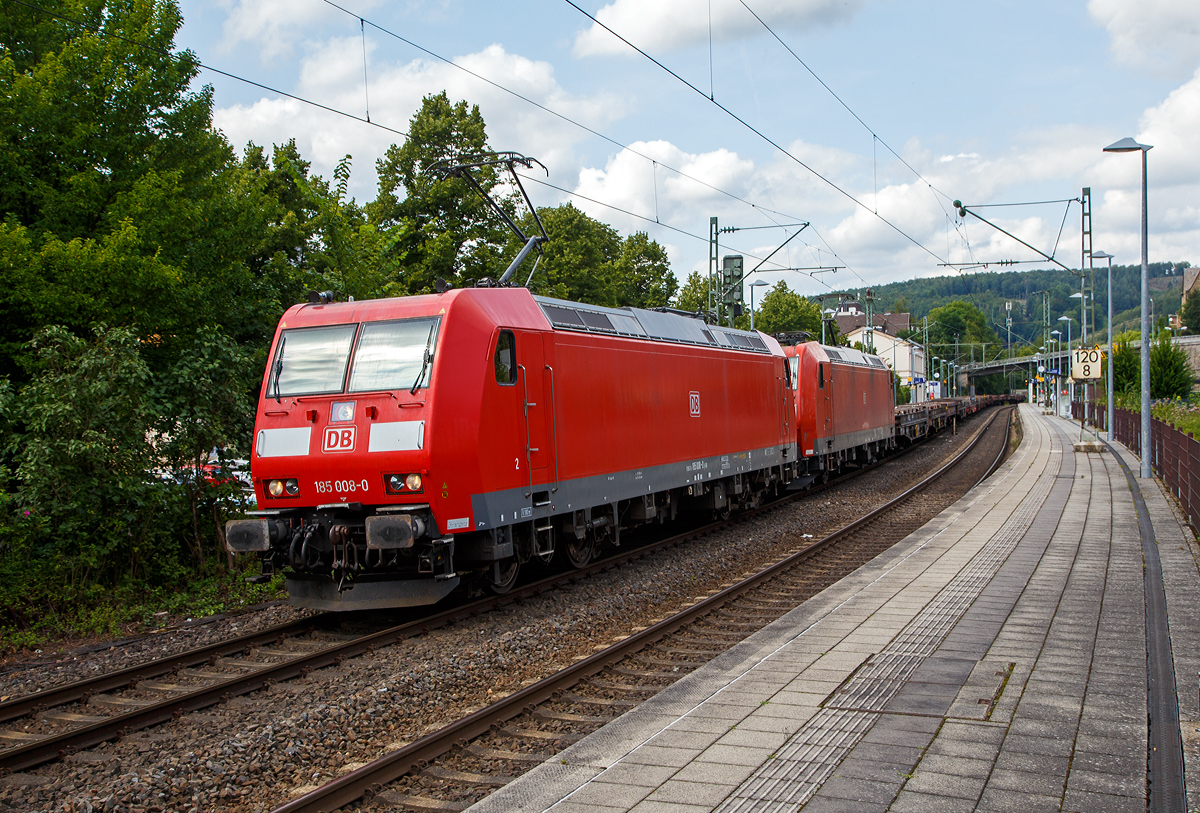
left=421, top=765, right=518, bottom=786
left=465, top=743, right=553, bottom=763
left=533, top=708, right=612, bottom=724
left=500, top=726, right=584, bottom=744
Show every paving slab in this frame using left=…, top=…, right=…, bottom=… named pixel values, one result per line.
left=467, top=406, right=1191, bottom=812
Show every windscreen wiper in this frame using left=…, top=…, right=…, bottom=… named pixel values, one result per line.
left=272, top=336, right=286, bottom=403
left=410, top=324, right=435, bottom=395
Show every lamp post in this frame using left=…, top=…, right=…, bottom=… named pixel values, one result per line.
left=821, top=309, right=835, bottom=344
left=1038, top=347, right=1046, bottom=407
left=1051, top=330, right=1062, bottom=415
left=748, top=280, right=769, bottom=332
left=1059, top=315, right=1073, bottom=408
left=1093, top=250, right=1115, bottom=436
left=1104, top=136, right=1152, bottom=478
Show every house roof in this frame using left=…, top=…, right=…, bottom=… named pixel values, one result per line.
left=834, top=311, right=911, bottom=336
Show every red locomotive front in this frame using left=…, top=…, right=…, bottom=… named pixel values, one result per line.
left=783, top=341, right=896, bottom=479
left=227, top=287, right=799, bottom=610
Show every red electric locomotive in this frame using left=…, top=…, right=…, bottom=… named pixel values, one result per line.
left=782, top=341, right=896, bottom=481
left=226, top=287, right=799, bottom=610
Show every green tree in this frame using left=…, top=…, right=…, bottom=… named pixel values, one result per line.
left=0, top=0, right=222, bottom=241
left=368, top=92, right=510, bottom=292
left=926, top=300, right=1000, bottom=363
left=284, top=154, right=405, bottom=301
left=1150, top=333, right=1193, bottom=399
left=1113, top=339, right=1140, bottom=394
left=526, top=203, right=621, bottom=303
left=673, top=271, right=709, bottom=313
left=1, top=326, right=164, bottom=595
left=751, top=282, right=822, bottom=337
left=1182, top=294, right=1200, bottom=333
left=611, top=232, right=676, bottom=308
left=517, top=204, right=675, bottom=308
left=152, top=326, right=256, bottom=569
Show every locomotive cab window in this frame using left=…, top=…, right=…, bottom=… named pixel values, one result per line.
left=494, top=330, right=516, bottom=385
left=348, top=316, right=440, bottom=392
left=268, top=324, right=358, bottom=397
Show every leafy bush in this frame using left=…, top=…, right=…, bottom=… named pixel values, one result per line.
left=0, top=324, right=257, bottom=642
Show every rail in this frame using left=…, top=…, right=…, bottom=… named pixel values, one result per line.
left=270, top=407, right=1012, bottom=813
left=0, top=404, right=1008, bottom=776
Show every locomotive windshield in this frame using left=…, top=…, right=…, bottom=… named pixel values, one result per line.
left=269, top=324, right=358, bottom=396
left=348, top=317, right=440, bottom=392
left=268, top=316, right=441, bottom=397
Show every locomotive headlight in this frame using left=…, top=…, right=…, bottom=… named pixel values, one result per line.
left=385, top=473, right=424, bottom=494
left=285, top=478, right=300, bottom=496
left=332, top=401, right=355, bottom=422
left=267, top=479, right=284, bottom=498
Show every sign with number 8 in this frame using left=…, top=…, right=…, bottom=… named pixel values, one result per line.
left=1071, top=348, right=1104, bottom=380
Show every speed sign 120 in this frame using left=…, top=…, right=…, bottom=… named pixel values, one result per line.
left=1071, top=348, right=1103, bottom=380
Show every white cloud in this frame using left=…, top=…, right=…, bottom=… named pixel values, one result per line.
left=1089, top=67, right=1200, bottom=263
left=573, top=0, right=864, bottom=57
left=215, top=0, right=363, bottom=61
left=573, top=140, right=753, bottom=230
left=214, top=42, right=623, bottom=200
left=1088, top=0, right=1200, bottom=77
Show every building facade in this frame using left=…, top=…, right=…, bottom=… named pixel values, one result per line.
left=846, top=327, right=928, bottom=403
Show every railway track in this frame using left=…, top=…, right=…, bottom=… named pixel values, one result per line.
left=271, top=405, right=1015, bottom=813
left=0, top=406, right=1009, bottom=791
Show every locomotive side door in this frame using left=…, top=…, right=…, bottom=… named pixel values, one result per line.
left=778, top=359, right=791, bottom=454
left=515, top=331, right=551, bottom=487
left=822, top=361, right=832, bottom=432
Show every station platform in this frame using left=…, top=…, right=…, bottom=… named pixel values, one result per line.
left=468, top=403, right=1200, bottom=813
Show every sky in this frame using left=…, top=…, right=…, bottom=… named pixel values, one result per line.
left=176, top=0, right=1200, bottom=300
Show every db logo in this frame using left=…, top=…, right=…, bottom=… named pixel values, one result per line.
left=322, top=425, right=356, bottom=453
left=689, top=391, right=701, bottom=417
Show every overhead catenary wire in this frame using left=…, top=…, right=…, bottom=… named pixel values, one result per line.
left=319, top=0, right=808, bottom=228
left=734, top=1, right=995, bottom=271
left=518, top=172, right=836, bottom=289
left=19, top=0, right=814, bottom=245
left=560, top=0, right=948, bottom=275
left=8, top=0, right=412, bottom=139
left=22, top=0, right=871, bottom=290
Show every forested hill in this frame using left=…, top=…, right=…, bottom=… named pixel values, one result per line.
left=829, top=262, right=1191, bottom=346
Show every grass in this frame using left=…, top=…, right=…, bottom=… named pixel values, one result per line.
left=0, top=561, right=288, bottom=660
left=1108, top=391, right=1200, bottom=438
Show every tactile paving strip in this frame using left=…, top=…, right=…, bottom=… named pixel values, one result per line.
left=714, top=455, right=1057, bottom=812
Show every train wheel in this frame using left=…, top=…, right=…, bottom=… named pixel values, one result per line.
left=489, top=558, right=520, bottom=594
left=564, top=535, right=595, bottom=569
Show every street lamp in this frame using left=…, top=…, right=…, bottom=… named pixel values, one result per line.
left=1051, top=330, right=1062, bottom=414
left=1104, top=136, right=1153, bottom=477
left=1059, top=315, right=1074, bottom=407
left=1093, top=250, right=1115, bottom=436
left=748, top=280, right=769, bottom=332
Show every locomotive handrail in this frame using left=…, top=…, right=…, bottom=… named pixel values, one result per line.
left=546, top=364, right=560, bottom=494
left=517, top=363, right=533, bottom=498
